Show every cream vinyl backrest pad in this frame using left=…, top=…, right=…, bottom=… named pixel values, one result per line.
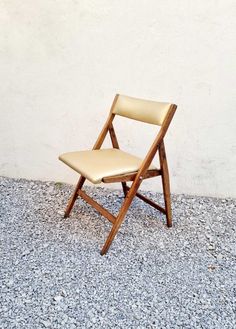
left=113, top=95, right=172, bottom=126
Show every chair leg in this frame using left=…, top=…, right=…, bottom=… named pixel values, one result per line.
left=64, top=176, right=86, bottom=218
left=100, top=181, right=140, bottom=255
left=121, top=182, right=127, bottom=196
left=161, top=169, right=172, bottom=227
left=159, top=142, right=172, bottom=227
left=100, top=202, right=130, bottom=255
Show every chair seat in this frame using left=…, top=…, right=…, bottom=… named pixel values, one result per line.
left=59, top=148, right=157, bottom=184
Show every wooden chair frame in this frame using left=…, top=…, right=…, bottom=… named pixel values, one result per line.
left=64, top=95, right=177, bottom=255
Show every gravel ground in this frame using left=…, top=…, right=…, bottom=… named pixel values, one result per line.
left=0, top=176, right=235, bottom=329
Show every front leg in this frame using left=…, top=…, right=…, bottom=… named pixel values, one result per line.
left=64, top=176, right=86, bottom=218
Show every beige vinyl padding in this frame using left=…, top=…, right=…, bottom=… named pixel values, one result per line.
left=59, top=148, right=156, bottom=184
left=113, top=95, right=172, bottom=126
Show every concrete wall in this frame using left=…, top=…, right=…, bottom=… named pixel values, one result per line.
left=0, top=1, right=235, bottom=197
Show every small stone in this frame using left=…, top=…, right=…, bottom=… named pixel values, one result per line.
left=217, top=253, right=223, bottom=260
left=61, top=289, right=66, bottom=297
left=21, top=248, right=31, bottom=257
left=53, top=295, right=63, bottom=303
left=208, top=264, right=216, bottom=271
left=6, top=279, right=14, bottom=287
left=208, top=245, right=215, bottom=250
left=48, top=186, right=54, bottom=193
left=62, top=314, right=68, bottom=323
left=41, top=320, right=51, bottom=328
left=205, top=234, right=213, bottom=241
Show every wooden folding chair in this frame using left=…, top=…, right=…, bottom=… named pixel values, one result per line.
left=59, top=94, right=177, bottom=255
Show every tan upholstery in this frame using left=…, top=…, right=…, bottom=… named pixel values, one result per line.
left=59, top=148, right=156, bottom=184
left=113, top=94, right=172, bottom=126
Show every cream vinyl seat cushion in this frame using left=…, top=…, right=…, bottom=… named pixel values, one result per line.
left=59, top=148, right=156, bottom=184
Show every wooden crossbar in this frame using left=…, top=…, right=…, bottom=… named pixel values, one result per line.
left=78, top=190, right=116, bottom=224
left=102, top=169, right=161, bottom=183
left=126, top=186, right=166, bottom=214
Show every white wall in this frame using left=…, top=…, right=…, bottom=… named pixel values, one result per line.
left=0, top=1, right=235, bottom=197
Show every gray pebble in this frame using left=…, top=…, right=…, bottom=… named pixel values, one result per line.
left=0, top=176, right=235, bottom=329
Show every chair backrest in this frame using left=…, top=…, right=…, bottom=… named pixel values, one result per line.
left=112, top=94, right=172, bottom=126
